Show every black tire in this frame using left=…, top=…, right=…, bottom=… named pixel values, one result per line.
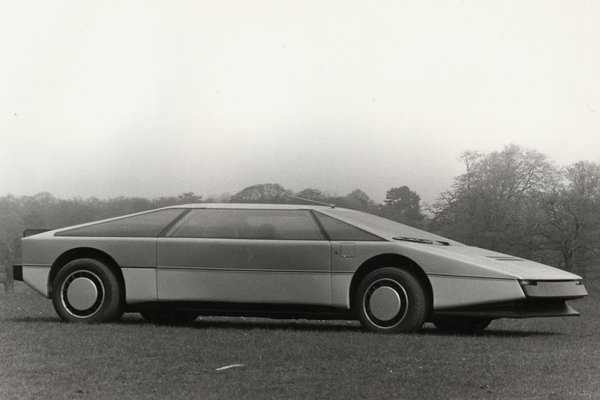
left=433, top=317, right=492, bottom=333
left=140, top=310, right=199, bottom=325
left=52, top=258, right=124, bottom=323
left=355, top=267, right=429, bottom=333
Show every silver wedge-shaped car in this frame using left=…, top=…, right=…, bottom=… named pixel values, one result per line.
left=13, top=203, right=587, bottom=333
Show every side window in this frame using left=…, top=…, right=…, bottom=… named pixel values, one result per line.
left=168, top=209, right=237, bottom=239
left=168, top=209, right=325, bottom=240
left=243, top=210, right=324, bottom=240
left=314, top=212, right=383, bottom=241
left=56, top=209, right=184, bottom=237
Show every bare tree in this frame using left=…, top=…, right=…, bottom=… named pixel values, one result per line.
left=536, top=161, right=600, bottom=273
left=431, top=145, right=558, bottom=252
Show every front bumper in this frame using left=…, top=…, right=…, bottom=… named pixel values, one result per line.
left=520, top=280, right=587, bottom=299
left=431, top=300, right=581, bottom=319
left=432, top=280, right=587, bottom=319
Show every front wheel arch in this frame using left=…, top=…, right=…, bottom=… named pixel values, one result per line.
left=349, top=254, right=433, bottom=313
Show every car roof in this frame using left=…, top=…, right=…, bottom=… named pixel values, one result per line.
left=172, top=204, right=458, bottom=243
left=32, top=203, right=455, bottom=245
left=171, top=203, right=336, bottom=210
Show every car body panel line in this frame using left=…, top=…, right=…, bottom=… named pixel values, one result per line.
left=427, top=272, right=516, bottom=281
left=156, top=266, right=331, bottom=274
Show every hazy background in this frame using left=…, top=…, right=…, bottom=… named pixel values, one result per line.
left=1, top=0, right=599, bottom=203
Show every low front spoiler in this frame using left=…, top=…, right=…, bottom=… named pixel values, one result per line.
left=431, top=300, right=580, bottom=319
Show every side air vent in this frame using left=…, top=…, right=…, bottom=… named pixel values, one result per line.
left=393, top=237, right=450, bottom=246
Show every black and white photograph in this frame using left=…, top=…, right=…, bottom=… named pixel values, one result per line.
left=1, top=1, right=599, bottom=399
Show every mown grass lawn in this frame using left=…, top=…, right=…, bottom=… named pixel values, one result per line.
left=1, top=283, right=599, bottom=400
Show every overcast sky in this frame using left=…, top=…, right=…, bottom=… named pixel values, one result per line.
left=1, top=1, right=599, bottom=203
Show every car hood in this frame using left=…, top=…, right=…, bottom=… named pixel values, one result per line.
left=320, top=208, right=582, bottom=281
left=421, top=244, right=582, bottom=280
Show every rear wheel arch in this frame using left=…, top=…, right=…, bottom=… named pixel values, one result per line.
left=349, top=254, right=433, bottom=313
left=49, top=248, right=125, bottom=300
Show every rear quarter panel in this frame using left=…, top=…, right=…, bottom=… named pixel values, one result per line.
left=23, top=235, right=156, bottom=267
left=22, top=234, right=156, bottom=301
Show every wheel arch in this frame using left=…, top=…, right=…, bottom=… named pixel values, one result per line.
left=49, top=247, right=125, bottom=299
left=349, top=253, right=433, bottom=312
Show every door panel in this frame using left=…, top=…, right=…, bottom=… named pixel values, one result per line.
left=156, top=238, right=331, bottom=305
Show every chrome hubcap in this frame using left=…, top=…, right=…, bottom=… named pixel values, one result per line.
left=369, top=286, right=402, bottom=321
left=61, top=270, right=105, bottom=318
left=364, top=278, right=408, bottom=329
left=66, top=277, right=98, bottom=311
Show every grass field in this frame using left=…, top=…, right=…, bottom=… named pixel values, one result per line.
left=1, top=283, right=599, bottom=400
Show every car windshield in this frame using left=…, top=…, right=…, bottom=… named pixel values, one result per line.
left=320, top=208, right=459, bottom=244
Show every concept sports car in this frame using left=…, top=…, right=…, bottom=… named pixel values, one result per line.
left=13, top=203, right=587, bottom=333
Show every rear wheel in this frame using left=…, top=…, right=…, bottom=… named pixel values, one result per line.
left=140, top=310, right=199, bottom=325
left=52, top=258, right=124, bottom=323
left=355, top=267, right=429, bottom=333
left=433, top=317, right=492, bottom=333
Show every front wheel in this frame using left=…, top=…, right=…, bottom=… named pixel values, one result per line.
left=355, top=268, right=429, bottom=333
left=52, top=258, right=124, bottom=323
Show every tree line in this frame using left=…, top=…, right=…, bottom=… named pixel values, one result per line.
left=1, top=144, right=598, bottom=280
